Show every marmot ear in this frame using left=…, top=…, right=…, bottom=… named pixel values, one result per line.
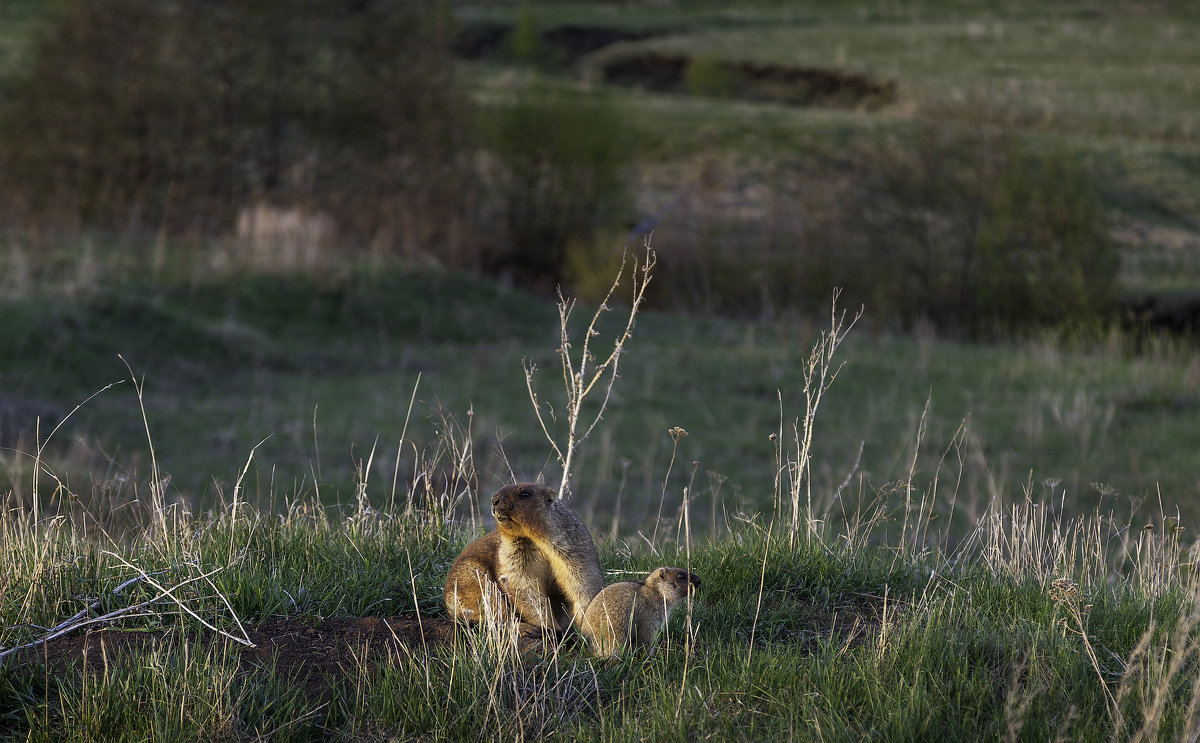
left=544, top=487, right=555, bottom=503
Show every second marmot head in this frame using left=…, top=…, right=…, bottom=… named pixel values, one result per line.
left=645, top=566, right=701, bottom=604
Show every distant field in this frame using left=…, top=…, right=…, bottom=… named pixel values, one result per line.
left=0, top=1, right=1198, bottom=529
left=462, top=2, right=1200, bottom=139
left=588, top=15, right=1200, bottom=140
left=459, top=1, right=1200, bottom=294
left=2, top=258, right=1197, bottom=536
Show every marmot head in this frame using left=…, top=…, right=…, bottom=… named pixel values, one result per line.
left=646, top=566, right=701, bottom=605
left=492, top=482, right=556, bottom=535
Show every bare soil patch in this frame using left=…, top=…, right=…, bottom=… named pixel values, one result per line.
left=597, top=50, right=898, bottom=109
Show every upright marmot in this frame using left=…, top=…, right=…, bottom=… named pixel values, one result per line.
left=443, top=483, right=604, bottom=632
left=582, top=566, right=700, bottom=657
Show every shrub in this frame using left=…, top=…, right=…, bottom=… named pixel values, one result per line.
left=860, top=127, right=1118, bottom=337
left=639, top=130, right=1116, bottom=336
left=0, top=0, right=471, bottom=253
left=505, top=2, right=541, bottom=67
left=489, top=85, right=630, bottom=286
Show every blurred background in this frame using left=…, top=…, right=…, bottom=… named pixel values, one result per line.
left=1, top=0, right=1198, bottom=535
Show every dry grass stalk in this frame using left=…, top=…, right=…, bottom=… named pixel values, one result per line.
left=785, top=289, right=861, bottom=542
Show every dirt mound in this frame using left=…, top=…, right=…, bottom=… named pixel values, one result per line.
left=597, top=51, right=898, bottom=109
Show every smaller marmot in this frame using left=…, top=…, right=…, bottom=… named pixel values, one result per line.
left=444, top=483, right=604, bottom=632
left=582, top=566, right=701, bottom=658
left=443, top=530, right=513, bottom=624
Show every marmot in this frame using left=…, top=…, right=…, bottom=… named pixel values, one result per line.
left=582, top=566, right=700, bottom=657
left=443, top=483, right=604, bottom=632
left=442, top=530, right=513, bottom=624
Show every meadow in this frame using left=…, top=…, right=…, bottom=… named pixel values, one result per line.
left=3, top=0, right=1200, bottom=739
left=3, top=251, right=1199, bottom=536
left=2, top=247, right=1200, bottom=739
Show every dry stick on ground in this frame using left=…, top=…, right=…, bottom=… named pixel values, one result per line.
left=104, top=553, right=256, bottom=648
left=0, top=571, right=161, bottom=662
left=524, top=244, right=655, bottom=499
left=0, top=558, right=255, bottom=661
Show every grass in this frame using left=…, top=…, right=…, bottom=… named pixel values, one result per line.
left=2, top=3, right=1200, bottom=736
left=0, top=0, right=61, bottom=86
left=2, top=434, right=1198, bottom=740
left=587, top=13, right=1200, bottom=140
left=2, top=247, right=1199, bottom=740
left=465, top=2, right=1200, bottom=146
left=3, top=247, right=1199, bottom=532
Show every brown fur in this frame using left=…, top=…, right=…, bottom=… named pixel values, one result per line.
left=582, top=566, right=700, bottom=657
left=443, top=483, right=604, bottom=632
left=443, top=531, right=515, bottom=624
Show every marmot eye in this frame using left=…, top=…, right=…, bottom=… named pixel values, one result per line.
left=520, top=489, right=530, bottom=498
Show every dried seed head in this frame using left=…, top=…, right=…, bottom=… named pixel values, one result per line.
left=1049, top=577, right=1082, bottom=604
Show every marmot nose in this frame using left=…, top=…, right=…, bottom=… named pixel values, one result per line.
left=691, top=575, right=701, bottom=589
left=491, top=493, right=502, bottom=508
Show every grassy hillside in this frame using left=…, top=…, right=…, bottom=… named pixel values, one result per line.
left=1, top=256, right=1197, bottom=535
left=459, top=0, right=1200, bottom=298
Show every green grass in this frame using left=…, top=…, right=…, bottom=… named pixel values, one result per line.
left=586, top=14, right=1200, bottom=140
left=2, top=253, right=1198, bottom=533
left=2, top=253, right=1199, bottom=740
left=0, top=0, right=60, bottom=83
left=464, top=2, right=1200, bottom=143
left=2, top=478, right=1197, bottom=740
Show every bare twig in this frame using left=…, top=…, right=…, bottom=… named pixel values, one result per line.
left=104, top=553, right=256, bottom=647
left=524, top=243, right=655, bottom=498
left=0, top=557, right=255, bottom=661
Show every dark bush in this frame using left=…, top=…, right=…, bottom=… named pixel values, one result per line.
left=860, top=128, right=1119, bottom=336
left=0, top=0, right=471, bottom=252
left=489, top=85, right=630, bottom=286
left=641, top=129, right=1117, bottom=337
